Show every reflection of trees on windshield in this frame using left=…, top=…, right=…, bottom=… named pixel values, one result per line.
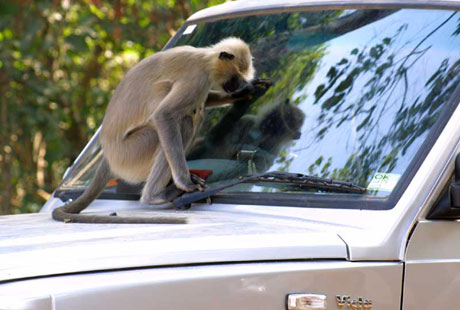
left=250, top=10, right=396, bottom=76
left=303, top=12, right=460, bottom=186
left=177, top=9, right=460, bottom=195
left=58, top=9, right=460, bottom=202
left=182, top=10, right=397, bottom=174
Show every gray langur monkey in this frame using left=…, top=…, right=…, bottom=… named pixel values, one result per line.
left=189, top=99, right=305, bottom=164
left=52, top=37, right=271, bottom=224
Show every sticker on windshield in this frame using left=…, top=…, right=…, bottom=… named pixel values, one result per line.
left=367, top=172, right=401, bottom=192
left=183, top=24, right=197, bottom=35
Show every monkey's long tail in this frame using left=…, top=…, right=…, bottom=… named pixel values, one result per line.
left=52, top=159, right=186, bottom=224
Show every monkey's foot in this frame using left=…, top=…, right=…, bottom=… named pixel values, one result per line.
left=140, top=194, right=169, bottom=205
left=174, top=174, right=207, bottom=193
left=140, top=185, right=183, bottom=205
left=191, top=174, right=207, bottom=191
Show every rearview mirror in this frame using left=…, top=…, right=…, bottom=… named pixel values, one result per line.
left=427, top=153, right=460, bottom=219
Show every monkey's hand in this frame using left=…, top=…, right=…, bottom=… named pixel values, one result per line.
left=252, top=78, right=273, bottom=97
left=231, top=78, right=273, bottom=102
left=191, top=174, right=207, bottom=192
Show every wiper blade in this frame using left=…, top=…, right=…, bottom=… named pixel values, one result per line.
left=173, top=171, right=367, bottom=209
left=244, top=171, right=367, bottom=193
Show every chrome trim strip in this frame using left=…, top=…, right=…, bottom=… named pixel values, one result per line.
left=187, top=1, right=460, bottom=23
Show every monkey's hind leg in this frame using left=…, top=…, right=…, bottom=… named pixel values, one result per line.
left=140, top=149, right=175, bottom=205
left=141, top=116, right=204, bottom=204
left=141, top=172, right=207, bottom=205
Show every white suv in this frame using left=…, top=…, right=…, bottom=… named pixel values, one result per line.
left=2, top=1, right=460, bottom=309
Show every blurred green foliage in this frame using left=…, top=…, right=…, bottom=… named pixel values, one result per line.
left=0, top=0, right=225, bottom=214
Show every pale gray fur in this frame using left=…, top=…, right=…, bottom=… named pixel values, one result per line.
left=52, top=37, right=260, bottom=224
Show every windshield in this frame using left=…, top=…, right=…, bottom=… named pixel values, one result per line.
left=57, top=8, right=460, bottom=208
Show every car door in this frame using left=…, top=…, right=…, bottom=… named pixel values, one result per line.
left=403, top=157, right=460, bottom=310
left=403, top=220, right=460, bottom=309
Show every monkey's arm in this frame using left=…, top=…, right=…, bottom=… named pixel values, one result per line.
left=205, top=78, right=273, bottom=107
left=205, top=90, right=235, bottom=107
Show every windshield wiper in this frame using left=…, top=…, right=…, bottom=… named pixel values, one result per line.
left=173, top=171, right=367, bottom=209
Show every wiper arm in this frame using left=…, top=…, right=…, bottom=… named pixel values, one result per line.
left=173, top=171, right=367, bottom=209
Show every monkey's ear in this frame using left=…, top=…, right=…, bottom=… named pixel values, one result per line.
left=219, top=51, right=235, bottom=60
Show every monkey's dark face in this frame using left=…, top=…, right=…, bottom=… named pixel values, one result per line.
left=213, top=42, right=255, bottom=93
left=284, top=106, right=305, bottom=140
left=218, top=51, right=251, bottom=93
left=259, top=101, right=306, bottom=140
left=292, top=130, right=302, bottom=140
left=222, top=74, right=246, bottom=93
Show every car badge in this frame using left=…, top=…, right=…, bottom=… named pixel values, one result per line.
left=336, top=295, right=372, bottom=310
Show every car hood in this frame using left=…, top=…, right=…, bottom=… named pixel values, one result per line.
left=0, top=199, right=348, bottom=282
